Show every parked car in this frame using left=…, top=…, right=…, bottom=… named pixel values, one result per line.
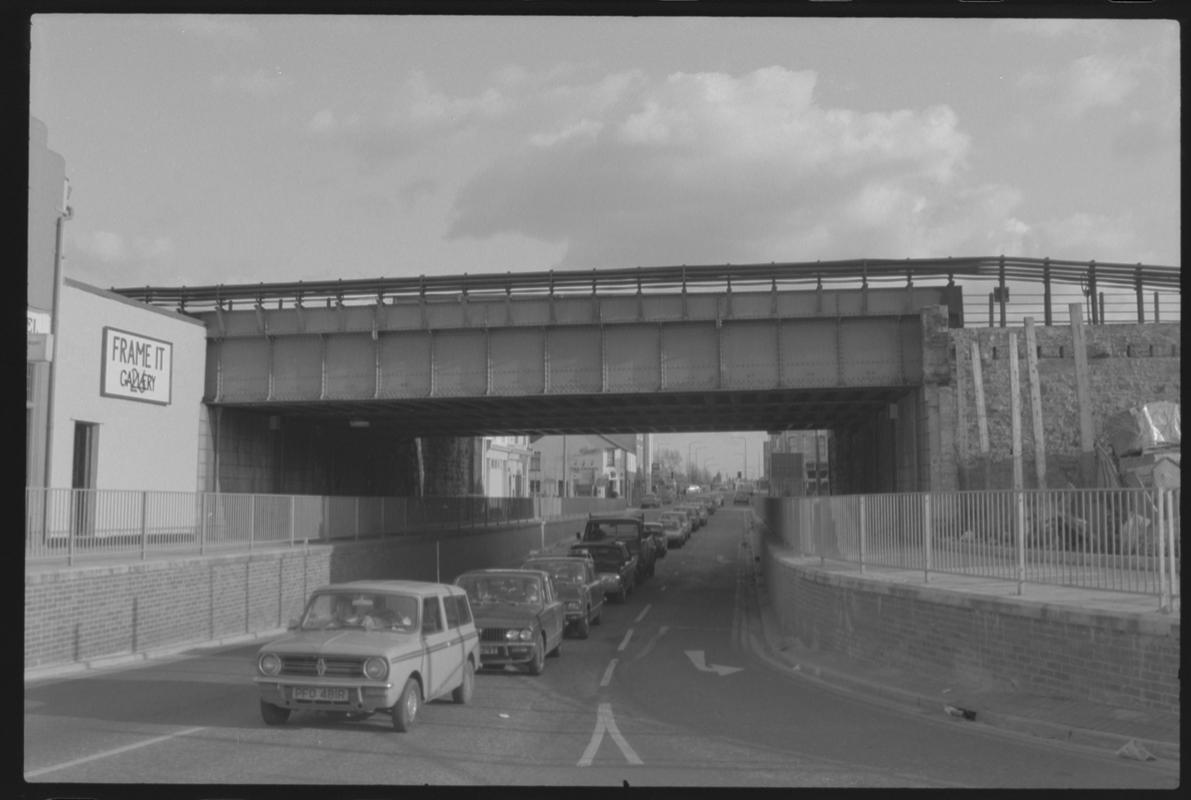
left=569, top=541, right=637, bottom=603
left=580, top=510, right=656, bottom=580
left=659, top=515, right=687, bottom=548
left=733, top=490, right=751, bottom=505
left=520, top=555, right=604, bottom=639
left=644, top=520, right=668, bottom=558
left=640, top=493, right=661, bottom=508
left=254, top=579, right=478, bottom=732
left=659, top=510, right=691, bottom=540
left=676, top=503, right=705, bottom=530
left=454, top=569, right=565, bottom=675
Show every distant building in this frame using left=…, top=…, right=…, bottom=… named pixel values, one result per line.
left=479, top=435, right=532, bottom=497
left=764, top=430, right=831, bottom=495
left=528, top=434, right=639, bottom=500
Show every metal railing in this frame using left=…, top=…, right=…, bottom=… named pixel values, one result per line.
left=24, top=488, right=627, bottom=567
left=760, top=487, right=1180, bottom=612
left=111, top=255, right=1180, bottom=327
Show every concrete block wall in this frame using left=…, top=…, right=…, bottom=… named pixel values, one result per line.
left=760, top=545, right=1180, bottom=713
left=25, top=518, right=584, bottom=673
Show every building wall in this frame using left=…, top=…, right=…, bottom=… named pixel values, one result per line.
left=48, top=280, right=208, bottom=492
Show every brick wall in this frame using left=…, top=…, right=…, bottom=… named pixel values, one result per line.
left=25, top=518, right=581, bottom=672
left=761, top=546, right=1180, bottom=713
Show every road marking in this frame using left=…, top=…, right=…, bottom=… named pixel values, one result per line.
left=634, top=604, right=652, bottom=623
left=25, top=726, right=208, bottom=779
left=617, top=629, right=633, bottom=652
left=685, top=650, right=743, bottom=676
left=577, top=703, right=643, bottom=767
left=600, top=658, right=618, bottom=687
left=627, top=625, right=668, bottom=663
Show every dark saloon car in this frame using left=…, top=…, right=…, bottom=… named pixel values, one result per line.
left=569, top=541, right=637, bottom=603
left=640, top=493, right=661, bottom=508
left=580, top=511, right=656, bottom=581
left=521, top=556, right=605, bottom=638
left=454, top=569, right=565, bottom=675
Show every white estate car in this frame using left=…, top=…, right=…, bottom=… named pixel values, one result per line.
left=255, top=579, right=479, bottom=732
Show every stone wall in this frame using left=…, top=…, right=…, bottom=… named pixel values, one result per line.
left=938, top=320, right=1179, bottom=491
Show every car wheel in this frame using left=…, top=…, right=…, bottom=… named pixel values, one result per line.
left=576, top=610, right=591, bottom=639
left=452, top=658, right=475, bottom=704
left=593, top=604, right=602, bottom=624
left=391, top=677, right=421, bottom=732
left=527, top=635, right=546, bottom=675
left=260, top=700, right=291, bottom=726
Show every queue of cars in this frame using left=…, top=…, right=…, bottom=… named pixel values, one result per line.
left=253, top=494, right=730, bottom=732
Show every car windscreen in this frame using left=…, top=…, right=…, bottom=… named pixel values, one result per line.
left=300, top=591, right=418, bottom=632
left=457, top=574, right=543, bottom=606
left=525, top=561, right=585, bottom=584
left=572, top=548, right=622, bottom=570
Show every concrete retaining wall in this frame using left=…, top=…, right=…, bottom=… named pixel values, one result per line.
left=759, top=538, right=1180, bottom=713
left=25, top=518, right=582, bottom=673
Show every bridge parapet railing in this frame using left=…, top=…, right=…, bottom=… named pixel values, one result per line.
left=24, top=489, right=615, bottom=567
left=757, top=487, right=1181, bottom=612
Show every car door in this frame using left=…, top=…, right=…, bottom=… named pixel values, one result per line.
left=421, top=595, right=455, bottom=700
left=540, top=575, right=565, bottom=651
left=584, top=562, right=604, bottom=617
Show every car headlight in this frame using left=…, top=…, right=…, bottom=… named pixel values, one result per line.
left=504, top=628, right=534, bottom=642
left=564, top=600, right=579, bottom=611
left=258, top=653, right=282, bottom=676
left=363, top=656, right=389, bottom=681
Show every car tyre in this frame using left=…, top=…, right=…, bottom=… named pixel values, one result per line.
left=593, top=604, right=602, bottom=624
left=452, top=658, right=475, bottom=704
left=391, top=677, right=421, bottom=732
left=260, top=700, right=291, bottom=726
left=527, top=635, right=546, bottom=675
left=575, top=610, right=591, bottom=639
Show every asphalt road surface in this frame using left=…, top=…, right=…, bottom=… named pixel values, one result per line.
left=23, top=505, right=1178, bottom=789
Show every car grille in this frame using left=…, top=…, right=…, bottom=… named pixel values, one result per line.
left=480, top=628, right=511, bottom=643
left=279, top=655, right=364, bottom=678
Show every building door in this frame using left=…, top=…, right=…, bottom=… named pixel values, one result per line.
left=72, top=421, right=98, bottom=537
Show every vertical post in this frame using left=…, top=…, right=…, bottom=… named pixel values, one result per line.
left=923, top=493, right=932, bottom=583
left=1135, top=266, right=1145, bottom=323
left=1155, top=489, right=1169, bottom=612
left=1042, top=258, right=1052, bottom=326
left=969, top=341, right=990, bottom=489
left=200, top=492, right=208, bottom=556
left=955, top=343, right=969, bottom=488
left=289, top=495, right=296, bottom=547
left=1153, top=291, right=1160, bottom=323
left=1009, top=331, right=1026, bottom=593
left=249, top=495, right=256, bottom=551
left=1069, top=304, right=1096, bottom=486
left=1023, top=319, right=1047, bottom=489
left=540, top=518, right=546, bottom=552
left=1087, top=261, right=1098, bottom=324
left=140, top=490, right=149, bottom=561
left=858, top=496, right=866, bottom=575
left=997, top=255, right=1007, bottom=328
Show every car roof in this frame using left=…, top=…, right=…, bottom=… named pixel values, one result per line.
left=310, top=580, right=463, bottom=597
left=456, top=568, right=549, bottom=580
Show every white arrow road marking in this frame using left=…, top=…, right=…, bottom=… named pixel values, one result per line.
left=685, top=650, right=743, bottom=676
left=577, top=703, right=643, bottom=767
left=26, top=726, right=208, bottom=778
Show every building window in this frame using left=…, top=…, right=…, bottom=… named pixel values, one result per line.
left=530, top=451, right=541, bottom=472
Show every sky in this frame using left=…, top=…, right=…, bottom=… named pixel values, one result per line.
left=29, top=13, right=1180, bottom=296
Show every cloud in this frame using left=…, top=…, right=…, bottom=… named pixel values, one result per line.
left=70, top=230, right=176, bottom=285
left=444, top=66, right=985, bottom=266
left=212, top=68, right=291, bottom=96
left=1020, top=54, right=1140, bottom=117
left=77, top=230, right=127, bottom=263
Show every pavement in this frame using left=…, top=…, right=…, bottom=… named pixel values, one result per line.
left=741, top=537, right=1181, bottom=767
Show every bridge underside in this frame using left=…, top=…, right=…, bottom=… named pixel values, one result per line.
left=216, top=385, right=911, bottom=438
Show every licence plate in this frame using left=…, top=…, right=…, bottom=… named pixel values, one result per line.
left=480, top=645, right=499, bottom=655
left=293, top=686, right=349, bottom=702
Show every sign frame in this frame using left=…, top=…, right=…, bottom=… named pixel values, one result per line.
left=100, top=326, right=173, bottom=406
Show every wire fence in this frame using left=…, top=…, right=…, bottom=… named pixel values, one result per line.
left=759, top=487, right=1180, bottom=612
left=24, top=488, right=626, bottom=567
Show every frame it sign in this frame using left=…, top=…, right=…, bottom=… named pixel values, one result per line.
left=100, top=326, right=173, bottom=405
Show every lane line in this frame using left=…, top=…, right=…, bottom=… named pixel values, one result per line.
left=600, top=703, right=643, bottom=765
left=617, top=629, right=633, bottom=652
left=634, top=604, right=652, bottom=623
left=599, top=658, right=618, bottom=687
left=26, top=726, right=208, bottom=779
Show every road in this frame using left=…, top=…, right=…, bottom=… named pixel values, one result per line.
left=23, top=504, right=1177, bottom=789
